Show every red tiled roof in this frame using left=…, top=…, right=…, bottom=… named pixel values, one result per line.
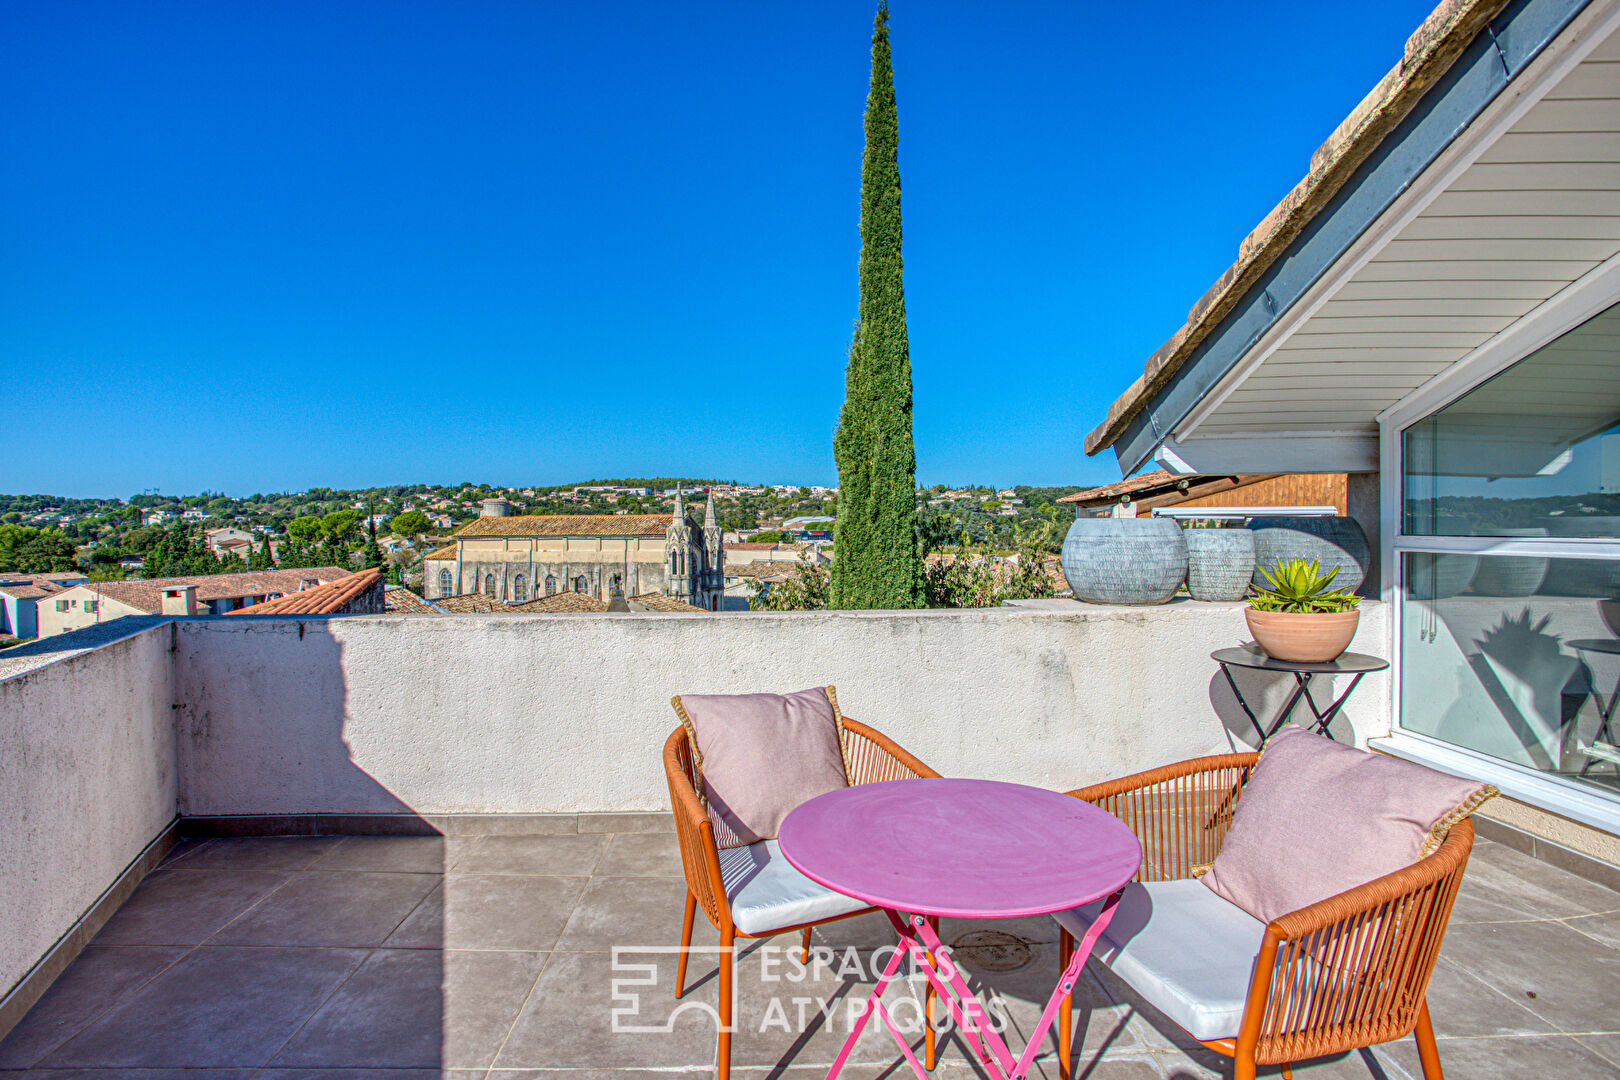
left=229, top=570, right=383, bottom=616
left=384, top=586, right=443, bottom=615
left=434, top=593, right=506, bottom=614
left=82, top=567, right=353, bottom=614
left=511, top=592, right=609, bottom=613
left=1056, top=470, right=1178, bottom=504
left=453, top=515, right=670, bottom=538
left=628, top=593, right=707, bottom=613
left=423, top=544, right=459, bottom=561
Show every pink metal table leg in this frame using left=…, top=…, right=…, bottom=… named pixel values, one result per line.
left=822, top=894, right=1124, bottom=1080
left=823, top=923, right=918, bottom=1080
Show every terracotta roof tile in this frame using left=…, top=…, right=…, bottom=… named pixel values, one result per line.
left=1056, top=470, right=1177, bottom=504
left=424, top=544, right=459, bottom=561
left=384, top=586, right=444, bottom=615
left=510, top=592, right=609, bottom=613
left=433, top=593, right=506, bottom=614
left=229, top=570, right=383, bottom=616
left=627, top=593, right=707, bottom=613
left=453, top=514, right=670, bottom=538
left=723, top=562, right=802, bottom=581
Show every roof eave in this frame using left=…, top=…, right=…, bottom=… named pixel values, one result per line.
left=1085, top=0, right=1550, bottom=469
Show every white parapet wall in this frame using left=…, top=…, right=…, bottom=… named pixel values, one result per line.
left=0, top=621, right=178, bottom=1008
left=0, top=601, right=1390, bottom=1005
left=173, top=602, right=1390, bottom=817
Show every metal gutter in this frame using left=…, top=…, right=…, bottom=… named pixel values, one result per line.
left=1095, top=0, right=1590, bottom=475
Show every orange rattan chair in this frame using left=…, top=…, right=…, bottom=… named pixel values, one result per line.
left=1055, top=753, right=1475, bottom=1080
left=665, top=717, right=942, bottom=1080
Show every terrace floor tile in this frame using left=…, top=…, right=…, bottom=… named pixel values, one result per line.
left=493, top=950, right=720, bottom=1069
left=554, top=875, right=711, bottom=953
left=37, top=947, right=366, bottom=1068
left=1433, top=919, right=1620, bottom=1034
left=309, top=835, right=480, bottom=874
left=0, top=947, right=188, bottom=1068
left=456, top=834, right=608, bottom=876
left=385, top=874, right=589, bottom=951
left=90, top=868, right=289, bottom=946
left=208, top=871, right=438, bottom=947
left=1379, top=1033, right=1620, bottom=1079
left=594, top=831, right=685, bottom=877
left=269, top=948, right=544, bottom=1070
left=163, top=837, right=344, bottom=872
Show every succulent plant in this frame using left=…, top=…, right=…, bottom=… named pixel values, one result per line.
left=1249, top=557, right=1360, bottom=613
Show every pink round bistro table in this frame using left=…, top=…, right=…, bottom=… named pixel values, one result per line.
left=779, top=778, right=1141, bottom=1080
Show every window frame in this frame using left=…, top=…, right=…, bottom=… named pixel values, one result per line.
left=1376, top=257, right=1620, bottom=831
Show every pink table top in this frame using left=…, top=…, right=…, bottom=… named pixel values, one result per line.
left=778, top=778, right=1142, bottom=919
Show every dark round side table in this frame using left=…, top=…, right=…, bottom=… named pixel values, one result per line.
left=1212, top=645, right=1389, bottom=743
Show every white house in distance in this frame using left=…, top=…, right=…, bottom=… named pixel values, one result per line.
left=0, top=572, right=89, bottom=640
left=1085, top=0, right=1620, bottom=856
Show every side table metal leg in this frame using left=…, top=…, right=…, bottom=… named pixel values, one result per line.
left=1269, top=674, right=1312, bottom=737
left=1302, top=672, right=1366, bottom=740
left=1220, top=663, right=1268, bottom=744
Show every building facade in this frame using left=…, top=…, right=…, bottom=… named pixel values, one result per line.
left=423, top=489, right=725, bottom=610
left=36, top=567, right=352, bottom=636
left=0, top=572, right=89, bottom=640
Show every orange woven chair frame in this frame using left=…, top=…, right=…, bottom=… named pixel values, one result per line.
left=664, top=718, right=942, bottom=1080
left=1057, top=753, right=1473, bottom=1080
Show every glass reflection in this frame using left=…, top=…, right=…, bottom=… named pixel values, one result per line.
left=1402, top=552, right=1620, bottom=793
left=1403, top=301, right=1620, bottom=538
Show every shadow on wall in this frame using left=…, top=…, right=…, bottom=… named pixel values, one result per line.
left=1207, top=661, right=1361, bottom=751
left=177, top=617, right=424, bottom=822
left=178, top=617, right=456, bottom=1072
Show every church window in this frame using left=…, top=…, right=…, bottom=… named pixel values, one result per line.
left=484, top=574, right=496, bottom=596
left=573, top=576, right=588, bottom=594
left=609, top=573, right=623, bottom=598
left=438, top=569, right=452, bottom=596
left=545, top=575, right=556, bottom=596
left=512, top=574, right=526, bottom=602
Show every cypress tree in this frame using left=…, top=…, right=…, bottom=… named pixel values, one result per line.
left=831, top=3, right=923, bottom=609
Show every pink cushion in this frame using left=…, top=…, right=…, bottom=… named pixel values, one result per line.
left=674, top=687, right=849, bottom=848
left=1202, top=725, right=1493, bottom=924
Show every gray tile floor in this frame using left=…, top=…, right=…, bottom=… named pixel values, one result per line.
left=1, top=828, right=1617, bottom=1079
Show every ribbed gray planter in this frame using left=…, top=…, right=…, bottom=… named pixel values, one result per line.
left=1248, top=516, right=1370, bottom=594
left=1185, top=528, right=1255, bottom=602
left=1544, top=517, right=1620, bottom=596
left=1408, top=552, right=1477, bottom=600
left=1471, top=528, right=1549, bottom=597
left=1061, top=517, right=1187, bottom=605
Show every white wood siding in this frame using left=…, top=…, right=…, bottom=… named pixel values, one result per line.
left=1190, top=34, right=1620, bottom=440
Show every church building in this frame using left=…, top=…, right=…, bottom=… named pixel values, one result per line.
left=422, top=490, right=725, bottom=610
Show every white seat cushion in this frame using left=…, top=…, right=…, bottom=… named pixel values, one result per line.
left=721, top=840, right=870, bottom=935
left=1052, top=879, right=1268, bottom=1041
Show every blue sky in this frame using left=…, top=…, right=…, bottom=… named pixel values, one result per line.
left=6, top=0, right=1435, bottom=498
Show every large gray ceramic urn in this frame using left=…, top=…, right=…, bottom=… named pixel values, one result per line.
left=1184, top=528, right=1256, bottom=602
left=1061, top=516, right=1188, bottom=605
left=1248, top=516, right=1371, bottom=595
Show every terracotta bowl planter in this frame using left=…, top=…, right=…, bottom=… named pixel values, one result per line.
left=1245, top=607, right=1361, bottom=663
